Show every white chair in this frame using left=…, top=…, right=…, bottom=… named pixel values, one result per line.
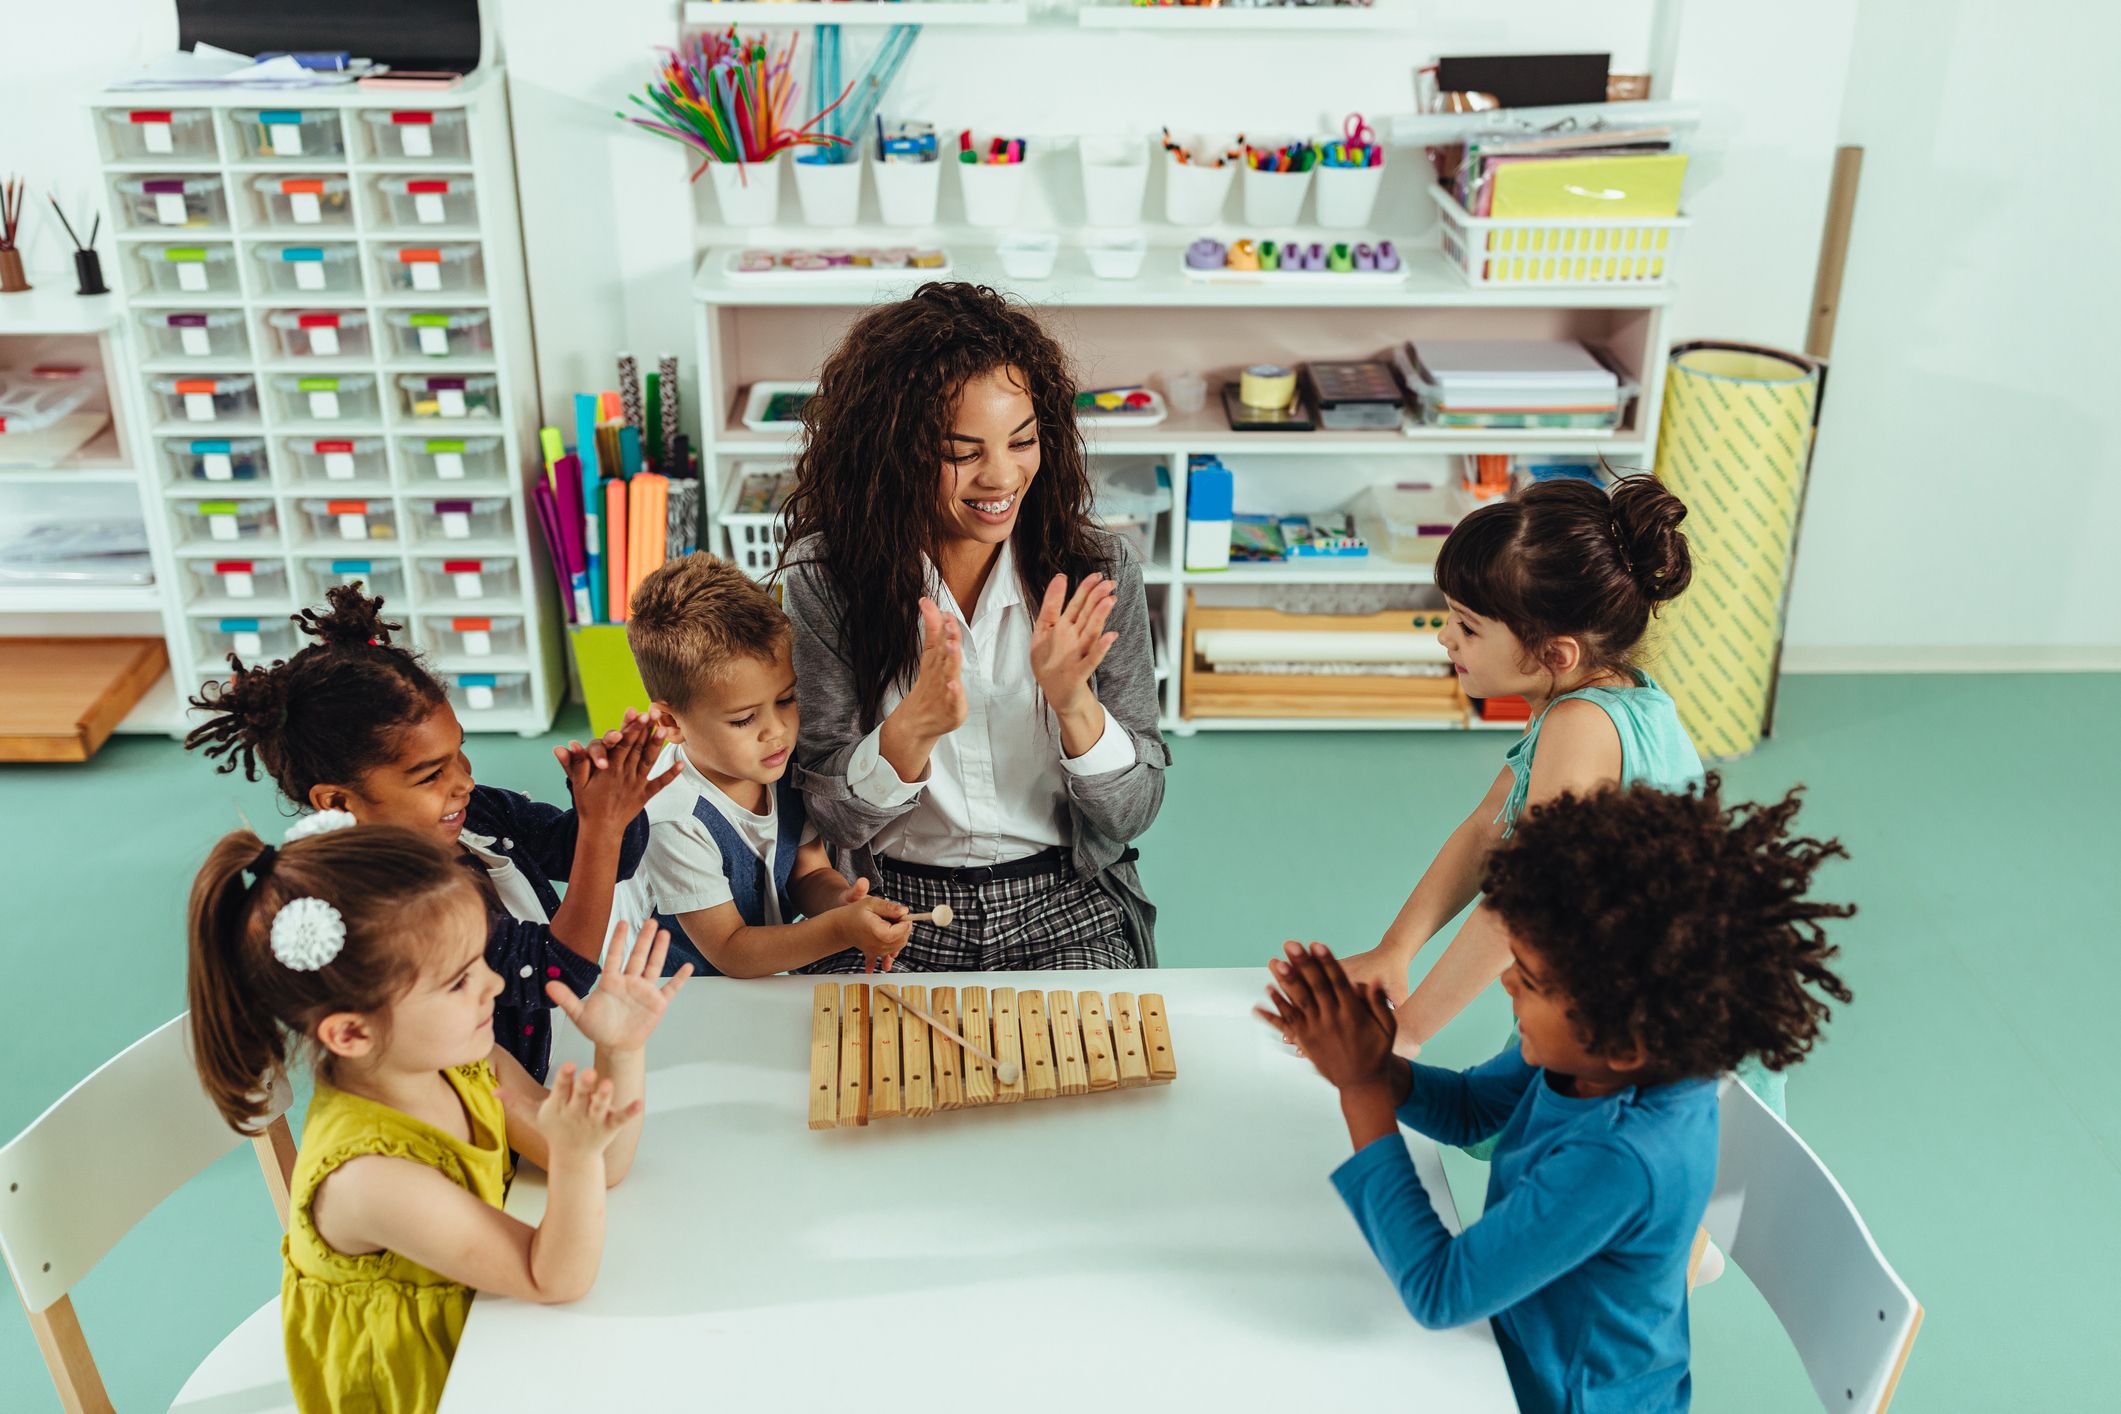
left=0, top=1013, right=298, bottom=1414
left=1702, top=1077, right=1923, bottom=1413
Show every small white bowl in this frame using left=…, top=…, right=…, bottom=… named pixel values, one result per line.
left=1086, top=234, right=1147, bottom=280
left=997, top=231, right=1059, bottom=280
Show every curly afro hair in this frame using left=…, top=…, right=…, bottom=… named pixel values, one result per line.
left=1483, top=775, right=1855, bottom=1080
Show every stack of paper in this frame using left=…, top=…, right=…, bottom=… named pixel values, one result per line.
left=1399, top=340, right=1626, bottom=430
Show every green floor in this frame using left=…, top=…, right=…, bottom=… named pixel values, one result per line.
left=4, top=673, right=2114, bottom=1410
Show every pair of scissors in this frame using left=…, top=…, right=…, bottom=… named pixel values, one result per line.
left=1343, top=112, right=1378, bottom=149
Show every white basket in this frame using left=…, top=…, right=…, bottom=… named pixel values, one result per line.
left=1429, top=185, right=1689, bottom=288
left=719, top=464, right=793, bottom=578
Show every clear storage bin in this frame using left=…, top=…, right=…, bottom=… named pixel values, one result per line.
left=446, top=671, right=529, bottom=714
left=421, top=613, right=525, bottom=660
left=136, top=243, right=238, bottom=295
left=137, top=309, right=247, bottom=360
left=252, top=243, right=363, bottom=295
left=191, top=614, right=299, bottom=665
left=173, top=497, right=278, bottom=547
left=297, top=556, right=405, bottom=604
left=1092, top=460, right=1172, bottom=566
left=283, top=436, right=387, bottom=484
left=151, top=374, right=258, bottom=424
left=101, top=108, right=215, bottom=160
left=297, top=497, right=399, bottom=544
left=376, top=175, right=477, bottom=228
left=374, top=242, right=484, bottom=294
left=271, top=373, right=379, bottom=423
left=1354, top=483, right=1463, bottom=564
left=396, top=373, right=498, bottom=421
left=383, top=309, right=492, bottom=360
left=416, top=555, right=519, bottom=602
left=115, top=175, right=226, bottom=230
left=250, top=175, right=355, bottom=230
left=163, top=436, right=267, bottom=485
left=185, top=557, right=288, bottom=604
left=231, top=108, right=345, bottom=161
left=408, top=496, right=511, bottom=545
left=265, top=310, right=373, bottom=359
left=399, top=434, right=504, bottom=484
left=358, top=108, right=472, bottom=162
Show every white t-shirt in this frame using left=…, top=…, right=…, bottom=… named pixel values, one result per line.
left=846, top=540, right=1136, bottom=867
left=458, top=830, right=549, bottom=924
left=642, top=744, right=818, bottom=925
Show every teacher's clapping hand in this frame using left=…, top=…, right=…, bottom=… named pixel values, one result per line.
left=879, top=596, right=967, bottom=782
left=1031, top=573, right=1118, bottom=757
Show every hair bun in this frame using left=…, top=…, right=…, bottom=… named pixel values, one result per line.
left=299, top=582, right=400, bottom=649
left=1606, top=475, right=1693, bottom=604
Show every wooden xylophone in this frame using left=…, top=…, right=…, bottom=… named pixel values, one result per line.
left=809, top=983, right=1176, bottom=1130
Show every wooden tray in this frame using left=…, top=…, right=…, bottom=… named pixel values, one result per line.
left=0, top=637, right=168, bottom=762
left=1180, top=594, right=1466, bottom=722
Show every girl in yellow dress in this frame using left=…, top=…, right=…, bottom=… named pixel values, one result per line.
left=186, top=815, right=691, bottom=1413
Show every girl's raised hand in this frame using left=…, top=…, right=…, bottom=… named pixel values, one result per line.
left=1256, top=941, right=1400, bottom=1092
left=546, top=918, right=694, bottom=1053
left=1029, top=573, right=1118, bottom=715
left=523, top=1062, right=639, bottom=1159
left=886, top=597, right=968, bottom=743
left=564, top=712, right=681, bottom=831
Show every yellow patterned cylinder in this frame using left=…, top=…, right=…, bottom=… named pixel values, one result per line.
left=1647, top=343, right=1822, bottom=759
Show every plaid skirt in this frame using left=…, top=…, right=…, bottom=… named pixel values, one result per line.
left=798, top=857, right=1135, bottom=974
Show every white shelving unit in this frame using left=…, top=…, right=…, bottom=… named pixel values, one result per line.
left=0, top=284, right=189, bottom=735
left=682, top=1, right=1030, bottom=25
left=691, top=240, right=1670, bottom=734
left=87, top=69, right=565, bottom=736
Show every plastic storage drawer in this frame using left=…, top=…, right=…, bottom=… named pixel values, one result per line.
left=383, top=309, right=492, bottom=360
left=264, top=310, right=373, bottom=359
left=191, top=615, right=299, bottom=665
left=376, top=175, right=477, bottom=228
left=137, top=310, right=246, bottom=360
left=185, top=557, right=288, bottom=604
left=408, top=496, right=511, bottom=545
left=396, top=373, right=498, bottom=420
left=298, top=556, right=405, bottom=604
left=252, top=243, right=363, bottom=295
left=115, top=175, right=226, bottom=230
left=101, top=108, right=216, bottom=160
left=152, top=374, right=258, bottom=424
left=446, top=672, right=529, bottom=714
left=173, top=497, right=279, bottom=548
left=297, top=498, right=399, bottom=545
left=358, top=108, right=471, bottom=161
left=249, top=175, right=355, bottom=230
left=231, top=108, right=345, bottom=161
left=136, top=243, right=237, bottom=295
left=416, top=555, right=519, bottom=602
left=421, top=614, right=525, bottom=660
left=374, top=242, right=484, bottom=294
left=399, top=434, right=504, bottom=484
left=283, top=436, right=388, bottom=484
left=163, top=436, right=268, bottom=485
left=271, top=373, right=380, bottom=423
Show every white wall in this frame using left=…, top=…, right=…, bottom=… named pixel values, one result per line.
left=1782, top=0, right=2121, bottom=665
left=6, top=0, right=2102, bottom=661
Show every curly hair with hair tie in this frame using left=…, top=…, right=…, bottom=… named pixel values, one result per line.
left=777, top=281, right=1104, bottom=727
left=1482, top=775, right=1856, bottom=1079
left=185, top=582, right=448, bottom=805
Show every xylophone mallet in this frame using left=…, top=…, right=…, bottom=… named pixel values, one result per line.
left=875, top=982, right=1019, bottom=1086
left=906, top=904, right=954, bottom=927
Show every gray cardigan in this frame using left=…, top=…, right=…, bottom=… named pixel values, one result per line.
left=779, top=531, right=1169, bottom=965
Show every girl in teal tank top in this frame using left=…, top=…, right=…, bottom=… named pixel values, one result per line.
left=1334, top=475, right=1790, bottom=1121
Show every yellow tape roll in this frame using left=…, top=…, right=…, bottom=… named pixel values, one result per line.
left=1647, top=343, right=1821, bottom=759
left=1238, top=363, right=1297, bottom=408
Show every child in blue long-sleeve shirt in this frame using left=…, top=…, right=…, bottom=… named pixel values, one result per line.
left=1261, top=777, right=1855, bottom=1414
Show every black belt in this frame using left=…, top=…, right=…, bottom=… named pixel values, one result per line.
left=877, top=846, right=1138, bottom=887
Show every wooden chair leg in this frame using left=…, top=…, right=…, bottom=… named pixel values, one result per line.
left=22, top=1292, right=114, bottom=1414
left=252, top=1116, right=297, bottom=1230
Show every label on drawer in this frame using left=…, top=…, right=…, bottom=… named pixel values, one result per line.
left=178, top=260, right=209, bottom=292
left=283, top=179, right=324, bottom=224
left=446, top=559, right=485, bottom=599
left=318, top=439, right=355, bottom=479
left=429, top=438, right=466, bottom=479
left=179, top=323, right=212, bottom=357
left=141, top=119, right=174, bottom=154
left=308, top=391, right=340, bottom=419
left=330, top=500, right=369, bottom=540
left=230, top=624, right=264, bottom=658
left=183, top=392, right=216, bottom=421
left=218, top=562, right=256, bottom=598
left=203, top=501, right=240, bottom=540
left=415, top=192, right=445, bottom=224
left=307, top=325, right=340, bottom=357
left=455, top=617, right=493, bottom=656
left=265, top=113, right=304, bottom=156
left=202, top=451, right=233, bottom=479
left=464, top=680, right=495, bottom=710
left=294, top=260, right=325, bottom=291
left=411, top=260, right=442, bottom=291
left=437, top=500, right=472, bottom=539
left=396, top=113, right=434, bottom=158
left=155, top=192, right=188, bottom=225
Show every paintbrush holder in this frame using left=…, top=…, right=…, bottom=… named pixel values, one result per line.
left=793, top=154, right=863, bottom=227
left=709, top=155, right=785, bottom=228
left=0, top=250, right=28, bottom=294
left=73, top=250, right=108, bottom=296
